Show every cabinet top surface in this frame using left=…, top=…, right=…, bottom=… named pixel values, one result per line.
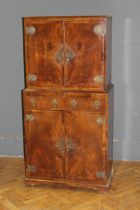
left=23, top=16, right=112, bottom=21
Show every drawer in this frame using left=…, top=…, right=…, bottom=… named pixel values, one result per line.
left=23, top=90, right=65, bottom=110
left=23, top=90, right=106, bottom=112
left=65, top=92, right=106, bottom=112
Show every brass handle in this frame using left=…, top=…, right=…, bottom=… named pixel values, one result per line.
left=55, top=139, right=64, bottom=153
left=70, top=99, right=78, bottom=109
left=51, top=99, right=58, bottom=108
left=67, top=139, right=75, bottom=152
left=25, top=114, right=35, bottom=121
left=94, top=100, right=101, bottom=109
left=30, top=98, right=36, bottom=107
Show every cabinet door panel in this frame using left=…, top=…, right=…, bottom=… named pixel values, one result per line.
left=64, top=19, right=105, bottom=88
left=24, top=110, right=65, bottom=179
left=24, top=19, right=63, bottom=87
left=65, top=111, right=106, bottom=182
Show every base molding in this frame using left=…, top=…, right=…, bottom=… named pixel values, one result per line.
left=25, top=167, right=113, bottom=193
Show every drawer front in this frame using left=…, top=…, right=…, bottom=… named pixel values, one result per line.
left=23, top=90, right=106, bottom=112
left=23, top=91, right=65, bottom=110
left=65, top=93, right=106, bottom=112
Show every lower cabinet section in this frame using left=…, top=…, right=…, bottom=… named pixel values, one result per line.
left=24, top=110, right=65, bottom=179
left=22, top=87, right=114, bottom=192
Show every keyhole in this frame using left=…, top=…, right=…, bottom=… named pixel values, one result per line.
left=47, top=42, right=53, bottom=51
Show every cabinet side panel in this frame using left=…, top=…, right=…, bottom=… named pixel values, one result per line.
left=105, top=17, right=112, bottom=87
left=107, top=86, right=114, bottom=174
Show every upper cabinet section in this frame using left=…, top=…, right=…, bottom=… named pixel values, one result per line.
left=23, top=16, right=112, bottom=90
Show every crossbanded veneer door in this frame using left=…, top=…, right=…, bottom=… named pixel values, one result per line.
left=64, top=17, right=109, bottom=89
left=24, top=109, right=65, bottom=180
left=24, top=19, right=63, bottom=87
left=65, top=111, right=107, bottom=183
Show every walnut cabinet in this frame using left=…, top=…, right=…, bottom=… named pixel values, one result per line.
left=22, top=16, right=113, bottom=192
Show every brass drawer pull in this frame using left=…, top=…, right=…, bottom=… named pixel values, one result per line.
left=25, top=114, right=35, bottom=121
left=94, top=100, right=101, bottom=109
left=30, top=98, right=36, bottom=107
left=70, top=99, right=78, bottom=109
left=51, top=99, right=58, bottom=108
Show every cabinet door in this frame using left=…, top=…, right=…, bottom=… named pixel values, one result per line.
left=65, top=111, right=106, bottom=182
left=64, top=19, right=106, bottom=89
left=24, top=110, right=65, bottom=180
left=24, top=19, right=63, bottom=87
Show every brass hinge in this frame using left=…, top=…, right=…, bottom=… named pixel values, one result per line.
left=26, top=26, right=36, bottom=35
left=93, top=24, right=106, bottom=37
left=96, top=117, right=106, bottom=125
left=27, top=74, right=37, bottom=82
left=96, top=171, right=106, bottom=178
left=27, top=164, right=37, bottom=173
left=94, top=75, right=104, bottom=83
left=25, top=114, right=35, bottom=121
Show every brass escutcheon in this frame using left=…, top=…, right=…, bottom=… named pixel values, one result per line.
left=67, top=139, right=75, bottom=152
left=55, top=45, right=65, bottom=64
left=55, top=45, right=75, bottom=64
left=65, top=48, right=75, bottom=63
left=55, top=139, right=65, bottom=153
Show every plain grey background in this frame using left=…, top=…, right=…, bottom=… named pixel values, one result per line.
left=0, top=0, right=140, bottom=160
